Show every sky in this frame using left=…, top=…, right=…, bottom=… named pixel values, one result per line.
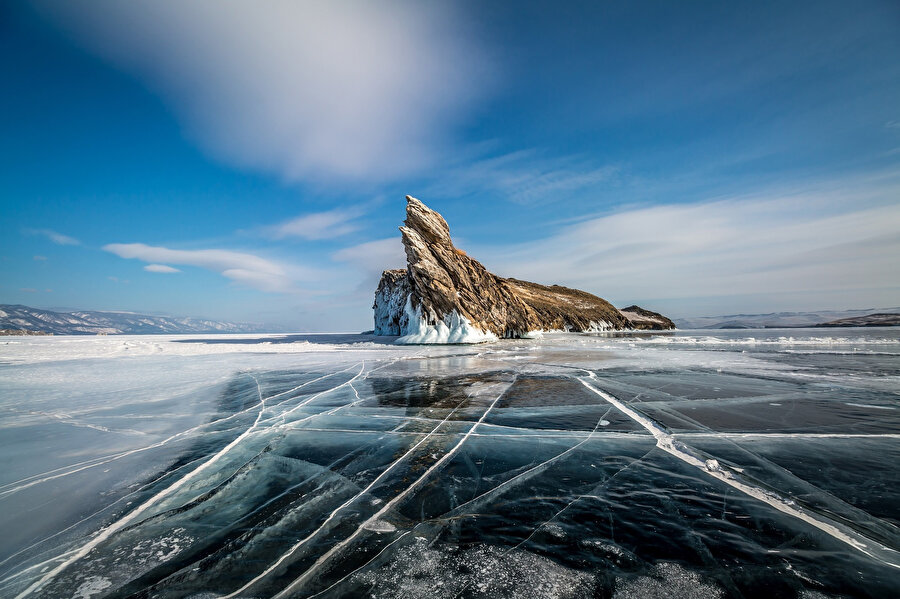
left=2, top=0, right=899, bottom=331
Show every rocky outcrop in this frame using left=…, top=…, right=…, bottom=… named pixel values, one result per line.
left=373, top=196, right=674, bottom=343
left=617, top=305, right=676, bottom=330
left=373, top=269, right=411, bottom=335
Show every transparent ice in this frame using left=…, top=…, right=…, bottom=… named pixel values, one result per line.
left=0, top=329, right=898, bottom=598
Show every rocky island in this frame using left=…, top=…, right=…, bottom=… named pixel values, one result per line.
left=373, top=196, right=674, bottom=343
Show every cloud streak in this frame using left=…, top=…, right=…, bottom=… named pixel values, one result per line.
left=428, top=149, right=618, bottom=205
left=24, top=228, right=80, bottom=246
left=144, top=264, right=180, bottom=273
left=104, top=243, right=305, bottom=293
left=476, top=175, right=900, bottom=311
left=262, top=208, right=363, bottom=240
left=37, top=0, right=490, bottom=182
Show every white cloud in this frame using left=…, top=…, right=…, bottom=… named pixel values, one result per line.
left=103, top=243, right=307, bottom=293
left=24, top=228, right=80, bottom=246
left=144, top=264, right=181, bottom=273
left=37, top=0, right=489, bottom=182
left=475, top=177, right=900, bottom=311
left=263, top=208, right=362, bottom=240
left=33, top=255, right=47, bottom=261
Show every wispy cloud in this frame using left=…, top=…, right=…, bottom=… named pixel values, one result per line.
left=103, top=243, right=307, bottom=293
left=144, top=264, right=181, bottom=273
left=33, top=255, right=47, bottom=261
left=333, top=237, right=406, bottom=295
left=476, top=174, right=900, bottom=310
left=429, top=149, right=618, bottom=204
left=333, top=238, right=405, bottom=273
left=262, top=208, right=363, bottom=240
left=24, top=228, right=80, bottom=246
left=37, top=0, right=491, bottom=182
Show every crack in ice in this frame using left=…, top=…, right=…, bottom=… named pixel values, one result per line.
left=578, top=372, right=900, bottom=570
left=266, top=380, right=514, bottom=599
left=11, top=364, right=370, bottom=599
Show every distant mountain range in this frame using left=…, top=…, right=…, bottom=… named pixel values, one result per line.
left=675, top=308, right=900, bottom=329
left=3, top=303, right=897, bottom=336
left=0, top=304, right=277, bottom=335
left=815, top=313, right=900, bottom=327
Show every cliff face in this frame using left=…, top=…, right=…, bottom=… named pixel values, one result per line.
left=374, top=196, right=674, bottom=343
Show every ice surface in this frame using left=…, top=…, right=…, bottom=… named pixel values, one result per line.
left=613, top=562, right=723, bottom=598
left=350, top=538, right=595, bottom=598
left=0, top=329, right=898, bottom=598
left=72, top=576, right=111, bottom=599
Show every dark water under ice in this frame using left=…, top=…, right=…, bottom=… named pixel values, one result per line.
left=0, top=329, right=898, bottom=598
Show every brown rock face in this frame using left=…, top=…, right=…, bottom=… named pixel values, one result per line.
left=617, top=305, right=677, bottom=331
left=373, top=196, right=674, bottom=340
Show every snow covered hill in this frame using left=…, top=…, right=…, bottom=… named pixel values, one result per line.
left=674, top=307, right=900, bottom=329
left=0, top=304, right=275, bottom=335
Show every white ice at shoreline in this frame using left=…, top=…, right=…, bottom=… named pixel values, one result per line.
left=395, top=298, right=498, bottom=345
left=0, top=333, right=384, bottom=365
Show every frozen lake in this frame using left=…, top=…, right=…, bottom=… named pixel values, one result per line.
left=0, top=329, right=898, bottom=598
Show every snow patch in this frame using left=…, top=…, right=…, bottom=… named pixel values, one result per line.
left=619, top=310, right=664, bottom=324
left=363, top=519, right=397, bottom=533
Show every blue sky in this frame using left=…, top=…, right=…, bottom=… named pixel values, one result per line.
left=2, top=1, right=899, bottom=331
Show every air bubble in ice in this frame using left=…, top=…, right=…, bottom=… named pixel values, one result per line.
left=614, top=562, right=723, bottom=598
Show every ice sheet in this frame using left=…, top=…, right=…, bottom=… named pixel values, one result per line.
left=1, top=329, right=898, bottom=598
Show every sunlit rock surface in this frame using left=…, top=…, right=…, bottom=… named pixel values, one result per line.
left=373, top=196, right=674, bottom=343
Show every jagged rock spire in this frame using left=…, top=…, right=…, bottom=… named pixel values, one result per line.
left=374, top=196, right=674, bottom=342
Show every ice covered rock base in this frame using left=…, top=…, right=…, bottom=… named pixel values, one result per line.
left=373, top=196, right=674, bottom=344
left=396, top=298, right=498, bottom=345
